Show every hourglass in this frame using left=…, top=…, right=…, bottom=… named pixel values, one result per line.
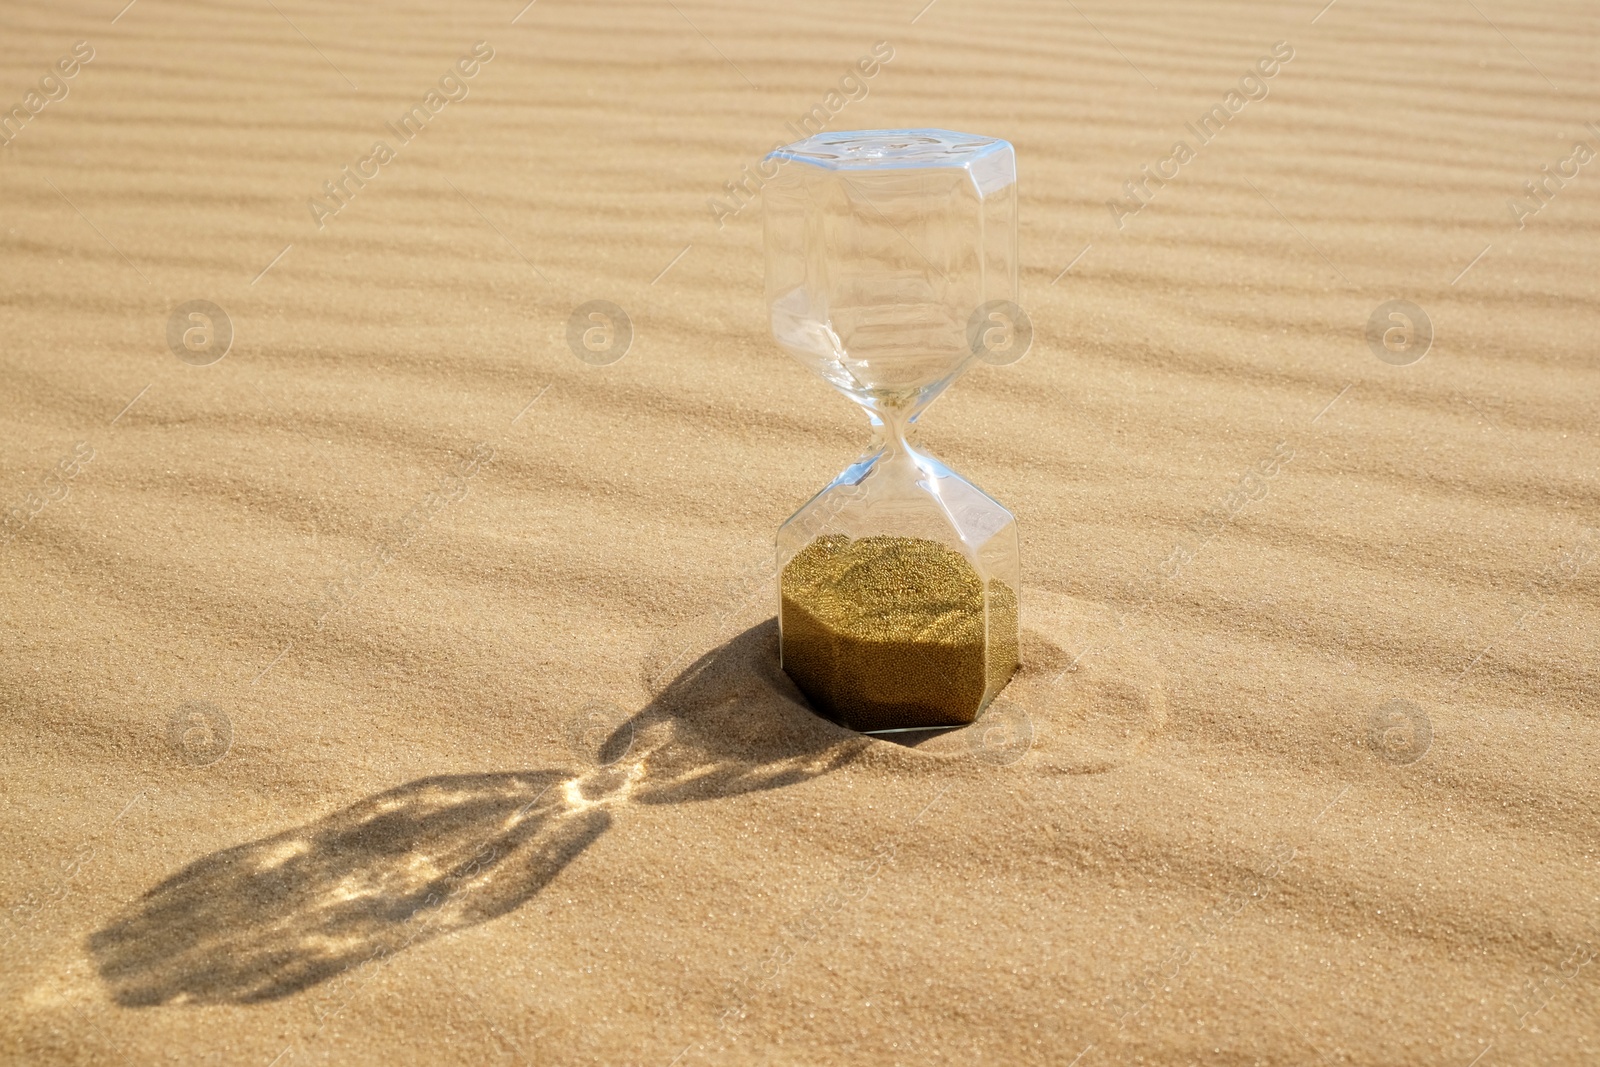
left=764, top=129, right=1022, bottom=733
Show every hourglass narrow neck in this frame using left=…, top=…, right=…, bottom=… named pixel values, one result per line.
left=881, top=402, right=914, bottom=452
left=867, top=399, right=928, bottom=487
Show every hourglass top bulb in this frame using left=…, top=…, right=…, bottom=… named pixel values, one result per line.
left=763, top=129, right=1019, bottom=415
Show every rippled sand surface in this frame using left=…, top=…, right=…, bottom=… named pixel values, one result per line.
left=2, top=1, right=1597, bottom=1064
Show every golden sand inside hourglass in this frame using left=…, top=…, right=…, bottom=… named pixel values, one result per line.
left=779, top=534, right=1018, bottom=732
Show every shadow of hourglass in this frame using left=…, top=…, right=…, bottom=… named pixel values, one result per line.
left=90, top=620, right=870, bottom=1006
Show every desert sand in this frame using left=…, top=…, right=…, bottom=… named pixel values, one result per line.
left=2, top=0, right=1598, bottom=1064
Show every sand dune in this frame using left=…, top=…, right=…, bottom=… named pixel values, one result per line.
left=2, top=0, right=1597, bottom=1063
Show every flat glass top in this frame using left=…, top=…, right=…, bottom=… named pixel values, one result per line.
left=767, top=129, right=1010, bottom=171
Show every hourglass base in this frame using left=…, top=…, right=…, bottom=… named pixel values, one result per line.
left=775, top=445, right=1020, bottom=733
left=781, top=535, right=1017, bottom=731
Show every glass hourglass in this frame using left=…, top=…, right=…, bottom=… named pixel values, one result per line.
left=764, top=128, right=1022, bottom=734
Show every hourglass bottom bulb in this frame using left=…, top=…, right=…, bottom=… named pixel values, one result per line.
left=779, top=534, right=1019, bottom=732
